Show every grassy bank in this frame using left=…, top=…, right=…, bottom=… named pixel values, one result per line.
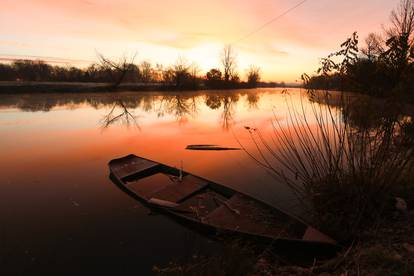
left=0, top=81, right=167, bottom=93
left=154, top=211, right=414, bottom=275
left=0, top=81, right=290, bottom=94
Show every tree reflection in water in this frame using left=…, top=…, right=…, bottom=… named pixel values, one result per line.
left=247, top=93, right=260, bottom=110
left=0, top=90, right=267, bottom=130
left=157, top=95, right=198, bottom=125
left=100, top=99, right=141, bottom=130
left=205, top=93, right=241, bottom=130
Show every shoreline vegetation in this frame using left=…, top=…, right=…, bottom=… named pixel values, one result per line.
left=302, top=1, right=414, bottom=99
left=0, top=46, right=291, bottom=94
left=0, top=80, right=292, bottom=94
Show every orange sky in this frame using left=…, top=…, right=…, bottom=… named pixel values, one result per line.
left=0, top=0, right=399, bottom=82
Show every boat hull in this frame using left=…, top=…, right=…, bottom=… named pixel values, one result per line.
left=108, top=154, right=340, bottom=257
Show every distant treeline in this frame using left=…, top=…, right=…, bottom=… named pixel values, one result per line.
left=0, top=47, right=287, bottom=91
left=304, top=0, right=414, bottom=97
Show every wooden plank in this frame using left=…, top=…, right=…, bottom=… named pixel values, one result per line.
left=111, top=157, right=159, bottom=179
left=170, top=189, right=227, bottom=220
left=203, top=194, right=304, bottom=239
left=150, top=175, right=208, bottom=203
left=126, top=173, right=175, bottom=200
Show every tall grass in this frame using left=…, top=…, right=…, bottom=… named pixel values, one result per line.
left=242, top=90, right=414, bottom=240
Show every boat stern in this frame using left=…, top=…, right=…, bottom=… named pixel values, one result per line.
left=302, top=226, right=337, bottom=245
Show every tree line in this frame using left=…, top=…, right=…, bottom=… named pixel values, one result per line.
left=303, top=0, right=414, bottom=97
left=0, top=46, right=275, bottom=90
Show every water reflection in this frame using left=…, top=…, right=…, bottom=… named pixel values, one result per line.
left=0, top=90, right=265, bottom=130
left=308, top=90, right=414, bottom=131
left=101, top=99, right=141, bottom=129
left=204, top=94, right=241, bottom=130
left=157, top=95, right=198, bottom=125
left=1, top=89, right=413, bottom=139
left=1, top=88, right=413, bottom=273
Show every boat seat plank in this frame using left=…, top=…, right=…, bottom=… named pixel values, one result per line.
left=126, top=173, right=175, bottom=200
left=111, top=157, right=159, bottom=179
left=150, top=175, right=208, bottom=203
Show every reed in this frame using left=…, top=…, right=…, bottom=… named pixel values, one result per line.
left=241, top=90, right=414, bottom=240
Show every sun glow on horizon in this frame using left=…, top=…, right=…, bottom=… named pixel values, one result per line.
left=0, top=0, right=399, bottom=82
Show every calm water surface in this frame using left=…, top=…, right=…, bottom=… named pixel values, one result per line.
left=0, top=88, right=322, bottom=274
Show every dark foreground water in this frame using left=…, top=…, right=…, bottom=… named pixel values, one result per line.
left=0, top=88, right=325, bottom=274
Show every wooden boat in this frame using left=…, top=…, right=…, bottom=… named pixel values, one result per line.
left=109, top=154, right=339, bottom=255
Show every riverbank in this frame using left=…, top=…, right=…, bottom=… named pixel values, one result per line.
left=0, top=81, right=294, bottom=94
left=0, top=81, right=172, bottom=93
left=154, top=211, right=414, bottom=275
left=256, top=211, right=414, bottom=276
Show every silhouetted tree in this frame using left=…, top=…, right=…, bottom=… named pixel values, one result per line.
left=162, top=67, right=175, bottom=86
left=0, top=63, right=16, bottom=81
left=97, top=52, right=137, bottom=88
left=139, top=61, right=153, bottom=83
left=172, top=57, right=191, bottom=89
left=246, top=66, right=261, bottom=88
left=205, top=68, right=222, bottom=88
left=386, top=0, right=414, bottom=41
left=361, top=33, right=384, bottom=60
left=381, top=0, right=414, bottom=80
left=230, top=72, right=240, bottom=85
left=189, top=63, right=201, bottom=89
left=13, top=60, right=53, bottom=81
left=221, top=45, right=237, bottom=82
left=306, top=1, right=414, bottom=97
left=318, top=32, right=359, bottom=76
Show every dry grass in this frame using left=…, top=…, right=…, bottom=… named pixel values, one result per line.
left=240, top=90, right=414, bottom=240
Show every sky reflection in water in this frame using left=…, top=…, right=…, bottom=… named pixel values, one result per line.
left=0, top=88, right=327, bottom=274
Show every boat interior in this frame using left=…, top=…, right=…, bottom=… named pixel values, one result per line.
left=109, top=155, right=307, bottom=240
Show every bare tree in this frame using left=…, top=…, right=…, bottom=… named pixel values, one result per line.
left=361, top=33, right=384, bottom=60
left=246, top=65, right=261, bottom=87
left=162, top=67, right=175, bottom=85
left=172, top=57, right=191, bottom=88
left=139, top=61, right=153, bottom=83
left=97, top=52, right=137, bottom=88
left=189, top=63, right=200, bottom=79
left=189, top=63, right=201, bottom=89
left=153, top=63, right=164, bottom=82
left=221, top=45, right=237, bottom=82
left=386, top=0, right=414, bottom=42
left=382, top=0, right=414, bottom=71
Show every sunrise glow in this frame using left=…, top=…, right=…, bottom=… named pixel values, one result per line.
left=0, top=0, right=398, bottom=82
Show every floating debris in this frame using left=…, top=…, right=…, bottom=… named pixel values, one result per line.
left=185, top=145, right=241, bottom=151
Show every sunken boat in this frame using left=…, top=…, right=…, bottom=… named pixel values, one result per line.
left=109, top=154, right=339, bottom=256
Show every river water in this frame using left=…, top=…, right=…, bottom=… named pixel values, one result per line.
left=0, top=88, right=335, bottom=274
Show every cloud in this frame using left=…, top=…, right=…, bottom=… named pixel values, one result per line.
left=0, top=55, right=92, bottom=65
left=238, top=41, right=289, bottom=58
left=0, top=40, right=31, bottom=48
left=137, top=31, right=219, bottom=50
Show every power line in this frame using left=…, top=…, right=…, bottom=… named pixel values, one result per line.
left=232, top=0, right=309, bottom=45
